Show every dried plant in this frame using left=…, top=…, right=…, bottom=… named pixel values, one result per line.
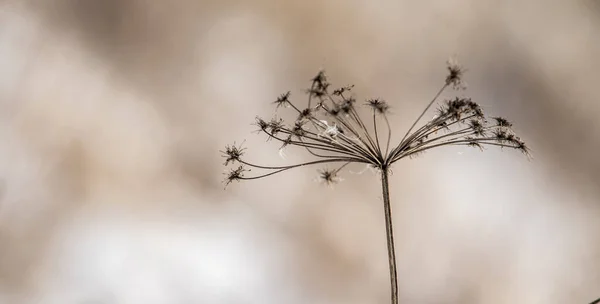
left=221, top=59, right=530, bottom=304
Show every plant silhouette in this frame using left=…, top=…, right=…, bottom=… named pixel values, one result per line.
left=222, top=59, right=530, bottom=304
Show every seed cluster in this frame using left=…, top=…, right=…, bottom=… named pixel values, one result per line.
left=222, top=60, right=530, bottom=186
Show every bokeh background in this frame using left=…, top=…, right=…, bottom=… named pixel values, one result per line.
left=1, top=1, right=599, bottom=303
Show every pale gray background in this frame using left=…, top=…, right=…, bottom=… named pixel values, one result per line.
left=1, top=1, right=599, bottom=303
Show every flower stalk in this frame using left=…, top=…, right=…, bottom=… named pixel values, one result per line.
left=380, top=165, right=398, bottom=304
left=221, top=59, right=530, bottom=304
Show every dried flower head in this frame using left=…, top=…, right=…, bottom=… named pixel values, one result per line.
left=221, top=142, right=245, bottom=165
left=514, top=139, right=530, bottom=155
left=446, top=57, right=466, bottom=89
left=298, top=108, right=313, bottom=121
left=222, top=62, right=529, bottom=187
left=307, top=70, right=330, bottom=99
left=366, top=98, right=390, bottom=114
left=317, top=167, right=343, bottom=186
left=267, top=117, right=284, bottom=136
left=493, top=116, right=513, bottom=128
left=224, top=165, right=247, bottom=187
left=254, top=116, right=268, bottom=133
left=468, top=119, right=486, bottom=137
left=274, top=91, right=291, bottom=109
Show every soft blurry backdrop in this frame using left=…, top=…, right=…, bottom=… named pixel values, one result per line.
left=1, top=1, right=599, bottom=303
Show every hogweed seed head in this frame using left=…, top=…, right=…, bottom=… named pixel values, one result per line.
left=224, top=165, right=247, bottom=187
left=254, top=116, right=268, bottom=133
left=221, top=60, right=530, bottom=187
left=317, top=167, right=343, bottom=186
left=306, top=71, right=330, bottom=99
left=292, top=120, right=308, bottom=138
left=493, top=116, right=513, bottom=128
left=446, top=57, right=466, bottom=89
left=268, top=117, right=284, bottom=136
left=366, top=98, right=390, bottom=114
left=221, top=142, right=245, bottom=166
left=312, top=70, right=327, bottom=85
left=298, top=108, right=314, bottom=121
left=515, top=139, right=530, bottom=156
left=493, top=128, right=508, bottom=141
left=274, top=91, right=291, bottom=109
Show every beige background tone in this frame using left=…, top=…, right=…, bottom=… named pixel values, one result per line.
left=1, top=0, right=599, bottom=303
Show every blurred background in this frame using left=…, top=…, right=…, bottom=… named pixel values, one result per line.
left=1, top=0, right=599, bottom=303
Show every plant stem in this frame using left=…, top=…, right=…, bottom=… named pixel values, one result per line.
left=380, top=166, right=398, bottom=304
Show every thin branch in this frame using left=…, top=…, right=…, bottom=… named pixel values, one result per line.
left=398, top=84, right=447, bottom=145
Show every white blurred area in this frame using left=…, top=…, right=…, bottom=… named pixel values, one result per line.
left=1, top=1, right=599, bottom=303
